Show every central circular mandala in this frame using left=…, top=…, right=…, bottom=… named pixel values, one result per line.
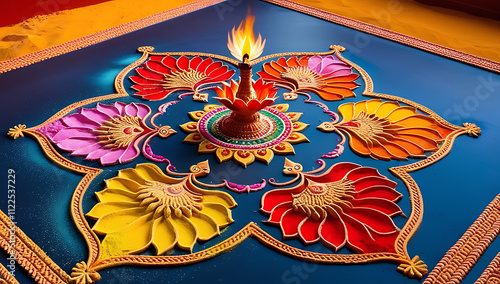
left=198, top=106, right=293, bottom=150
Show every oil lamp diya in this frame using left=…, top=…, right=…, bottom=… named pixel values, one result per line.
left=182, top=12, right=309, bottom=167
left=213, top=13, right=278, bottom=140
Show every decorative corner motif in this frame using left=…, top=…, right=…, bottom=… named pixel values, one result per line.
left=397, top=255, right=429, bottom=279
left=69, top=262, right=101, bottom=284
left=7, top=124, right=26, bottom=139
left=463, top=122, right=481, bottom=137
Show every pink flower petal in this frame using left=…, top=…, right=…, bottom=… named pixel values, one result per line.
left=96, top=103, right=120, bottom=117
left=86, top=148, right=112, bottom=160
left=308, top=56, right=322, bottom=73
left=113, top=102, right=127, bottom=116
left=134, top=103, right=151, bottom=119
left=80, top=108, right=112, bottom=123
left=99, top=148, right=127, bottom=166
left=52, top=127, right=95, bottom=142
left=328, top=68, right=353, bottom=77
left=125, top=104, right=138, bottom=117
left=71, top=142, right=103, bottom=156
left=321, top=64, right=350, bottom=75
left=61, top=113, right=100, bottom=128
left=57, top=137, right=100, bottom=151
left=118, top=144, right=141, bottom=164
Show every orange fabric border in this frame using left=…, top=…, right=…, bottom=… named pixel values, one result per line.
left=0, top=0, right=225, bottom=74
left=262, top=0, right=500, bottom=73
left=0, top=0, right=498, bottom=74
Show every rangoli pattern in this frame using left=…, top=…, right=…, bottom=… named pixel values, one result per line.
left=3, top=10, right=484, bottom=284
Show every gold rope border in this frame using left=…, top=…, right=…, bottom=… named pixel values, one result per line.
left=0, top=0, right=226, bottom=74
left=475, top=252, right=500, bottom=284
left=23, top=130, right=104, bottom=267
left=423, top=194, right=500, bottom=284
left=0, top=210, right=70, bottom=284
left=262, top=0, right=500, bottom=74
left=0, top=262, right=19, bottom=284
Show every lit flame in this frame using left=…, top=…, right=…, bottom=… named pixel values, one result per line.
left=227, top=11, right=266, bottom=62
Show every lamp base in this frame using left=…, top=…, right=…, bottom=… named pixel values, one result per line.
left=216, top=112, right=276, bottom=140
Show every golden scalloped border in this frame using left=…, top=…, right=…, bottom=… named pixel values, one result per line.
left=423, top=194, right=500, bottom=284
left=475, top=252, right=500, bottom=284
left=262, top=0, right=500, bottom=73
left=0, top=0, right=225, bottom=74
left=0, top=210, right=70, bottom=284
